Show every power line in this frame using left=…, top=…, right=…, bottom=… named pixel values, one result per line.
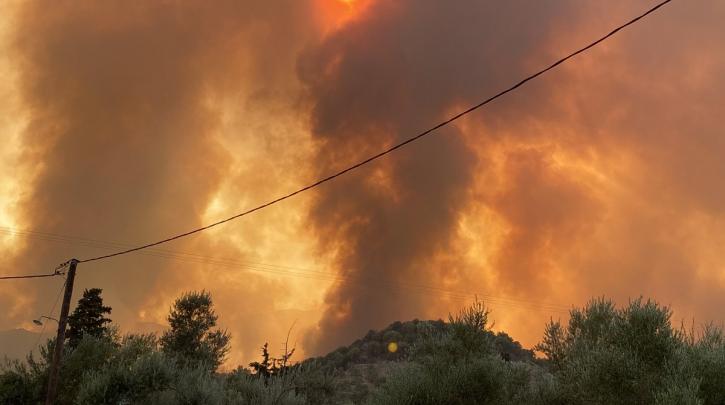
left=0, top=272, right=58, bottom=280
left=76, top=0, right=673, bottom=264
left=0, top=259, right=69, bottom=280
left=1, top=226, right=571, bottom=313
left=30, top=276, right=67, bottom=353
left=0, top=226, right=326, bottom=273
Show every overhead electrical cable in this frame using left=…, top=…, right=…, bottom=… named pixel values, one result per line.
left=30, top=277, right=67, bottom=352
left=0, top=257, right=69, bottom=280
left=0, top=226, right=326, bottom=273
left=75, top=0, right=672, bottom=264
left=0, top=272, right=59, bottom=280
left=1, top=226, right=570, bottom=313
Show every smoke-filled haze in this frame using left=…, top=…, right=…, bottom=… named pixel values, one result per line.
left=1, top=0, right=724, bottom=365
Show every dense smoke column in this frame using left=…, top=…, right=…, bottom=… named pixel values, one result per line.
left=299, top=0, right=574, bottom=353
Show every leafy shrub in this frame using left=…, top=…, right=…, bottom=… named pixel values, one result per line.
left=226, top=367, right=304, bottom=405
left=536, top=297, right=725, bottom=405
left=0, top=359, right=40, bottom=405
left=369, top=355, right=558, bottom=405
left=3, top=294, right=723, bottom=404
left=368, top=300, right=557, bottom=405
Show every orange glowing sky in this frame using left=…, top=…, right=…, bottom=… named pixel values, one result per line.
left=1, top=0, right=724, bottom=367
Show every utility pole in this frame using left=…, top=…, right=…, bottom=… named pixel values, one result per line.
left=45, top=258, right=78, bottom=405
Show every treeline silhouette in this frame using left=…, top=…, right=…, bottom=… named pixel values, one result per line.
left=1, top=290, right=723, bottom=404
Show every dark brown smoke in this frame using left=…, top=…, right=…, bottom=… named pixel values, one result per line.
left=3, top=0, right=725, bottom=364
left=301, top=0, right=725, bottom=353
left=299, top=0, right=590, bottom=353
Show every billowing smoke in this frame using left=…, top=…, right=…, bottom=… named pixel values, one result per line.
left=3, top=1, right=320, bottom=364
left=299, top=0, right=584, bottom=353
left=2, top=0, right=725, bottom=364
left=469, top=0, right=725, bottom=327
left=301, top=0, right=725, bottom=353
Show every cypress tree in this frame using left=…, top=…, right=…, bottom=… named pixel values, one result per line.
left=66, top=288, right=112, bottom=349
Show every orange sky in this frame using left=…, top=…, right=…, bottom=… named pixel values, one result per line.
left=1, top=0, right=724, bottom=367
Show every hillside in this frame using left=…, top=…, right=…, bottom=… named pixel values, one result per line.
left=299, top=318, right=539, bottom=404
left=306, top=318, right=535, bottom=372
left=2, top=296, right=723, bottom=404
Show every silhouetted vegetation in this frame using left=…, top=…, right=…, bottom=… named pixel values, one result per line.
left=160, top=290, right=230, bottom=372
left=66, top=288, right=112, bottom=350
left=1, top=292, right=723, bottom=404
left=249, top=341, right=296, bottom=380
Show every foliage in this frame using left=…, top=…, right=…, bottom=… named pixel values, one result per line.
left=0, top=358, right=41, bottom=405
left=536, top=297, right=725, bottom=405
left=369, top=355, right=558, bottom=405
left=2, top=292, right=724, bottom=404
left=249, top=341, right=296, bottom=380
left=66, top=288, right=113, bottom=349
left=369, top=300, right=555, bottom=405
left=446, top=298, right=494, bottom=357
left=226, top=366, right=306, bottom=405
left=57, top=335, right=118, bottom=403
left=370, top=297, right=725, bottom=405
left=668, top=324, right=725, bottom=405
left=160, top=290, right=231, bottom=372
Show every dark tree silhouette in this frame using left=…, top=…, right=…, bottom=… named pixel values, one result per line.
left=249, top=342, right=272, bottom=379
left=249, top=341, right=296, bottom=380
left=66, top=288, right=112, bottom=349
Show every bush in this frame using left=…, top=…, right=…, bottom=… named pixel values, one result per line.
left=225, top=367, right=305, bottom=405
left=0, top=359, right=40, bottom=405
left=541, top=298, right=682, bottom=404
left=536, top=297, right=725, bottom=405
left=57, top=334, right=118, bottom=403
left=369, top=355, right=558, bottom=405
left=3, top=294, right=722, bottom=404
left=654, top=377, right=703, bottom=405
left=665, top=324, right=725, bottom=405
left=411, top=300, right=495, bottom=364
left=76, top=350, right=175, bottom=404
left=368, top=300, right=557, bottom=405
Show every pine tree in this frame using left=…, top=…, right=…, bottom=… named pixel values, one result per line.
left=66, top=288, right=112, bottom=349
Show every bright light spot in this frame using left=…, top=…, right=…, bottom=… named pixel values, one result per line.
left=387, top=341, right=398, bottom=353
left=200, top=193, right=228, bottom=237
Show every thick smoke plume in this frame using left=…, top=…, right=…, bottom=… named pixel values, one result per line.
left=2, top=0, right=724, bottom=364
left=301, top=0, right=725, bottom=353
left=3, top=1, right=320, bottom=364
left=299, top=0, right=585, bottom=353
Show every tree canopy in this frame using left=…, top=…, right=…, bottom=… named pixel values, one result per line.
left=66, top=288, right=112, bottom=349
left=160, top=290, right=230, bottom=371
left=2, top=292, right=723, bottom=404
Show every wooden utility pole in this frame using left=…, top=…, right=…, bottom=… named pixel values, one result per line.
left=45, top=258, right=78, bottom=405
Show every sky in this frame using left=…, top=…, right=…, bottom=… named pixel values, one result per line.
left=1, top=0, right=724, bottom=367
